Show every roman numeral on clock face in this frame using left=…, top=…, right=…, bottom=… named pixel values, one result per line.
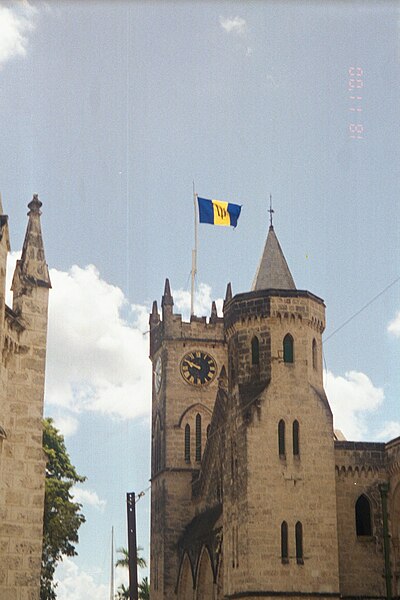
left=180, top=351, right=217, bottom=386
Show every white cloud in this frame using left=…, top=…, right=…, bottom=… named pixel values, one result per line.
left=45, top=264, right=152, bottom=421
left=53, top=414, right=79, bottom=437
left=219, top=16, right=247, bottom=36
left=6, top=254, right=223, bottom=431
left=71, top=486, right=106, bottom=512
left=0, top=2, right=37, bottom=68
left=7, top=254, right=151, bottom=424
left=324, top=370, right=384, bottom=440
left=376, top=420, right=400, bottom=441
left=173, top=282, right=223, bottom=321
left=55, top=558, right=108, bottom=600
left=388, top=311, right=400, bottom=336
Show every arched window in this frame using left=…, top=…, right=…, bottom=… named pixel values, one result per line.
left=184, top=424, right=190, bottom=463
left=278, top=420, right=286, bottom=457
left=154, top=417, right=161, bottom=473
left=251, top=336, right=260, bottom=365
left=283, top=334, right=294, bottom=363
left=195, top=413, right=202, bottom=462
left=295, top=521, right=303, bottom=564
left=355, top=494, right=372, bottom=536
left=281, top=521, right=289, bottom=563
left=312, top=338, right=317, bottom=370
left=293, top=420, right=300, bottom=457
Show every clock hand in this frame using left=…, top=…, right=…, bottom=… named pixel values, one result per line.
left=186, top=360, right=201, bottom=370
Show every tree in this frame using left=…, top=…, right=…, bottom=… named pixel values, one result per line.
left=115, top=583, right=129, bottom=600
left=115, top=578, right=150, bottom=600
left=138, top=576, right=150, bottom=600
left=41, top=418, right=86, bottom=600
left=115, top=547, right=149, bottom=600
left=116, top=546, right=147, bottom=569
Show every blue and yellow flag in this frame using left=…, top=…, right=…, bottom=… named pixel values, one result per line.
left=197, top=197, right=242, bottom=228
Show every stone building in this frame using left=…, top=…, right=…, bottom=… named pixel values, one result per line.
left=149, top=217, right=400, bottom=600
left=0, top=196, right=51, bottom=599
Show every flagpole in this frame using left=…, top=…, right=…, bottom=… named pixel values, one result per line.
left=191, top=182, right=197, bottom=316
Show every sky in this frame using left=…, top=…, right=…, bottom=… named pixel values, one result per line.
left=1, top=1, right=400, bottom=598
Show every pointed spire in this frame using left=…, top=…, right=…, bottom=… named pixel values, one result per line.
left=161, top=278, right=173, bottom=308
left=210, top=301, right=218, bottom=324
left=13, top=195, right=51, bottom=289
left=150, top=300, right=160, bottom=325
left=252, top=225, right=296, bottom=291
left=224, top=282, right=232, bottom=304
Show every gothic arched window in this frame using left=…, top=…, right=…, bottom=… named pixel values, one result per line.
left=295, top=521, right=303, bottom=564
left=281, top=521, right=289, bottom=563
left=355, top=494, right=372, bottom=536
left=154, top=417, right=161, bottom=473
left=184, top=424, right=190, bottom=463
left=312, top=338, right=317, bottom=370
left=278, top=419, right=286, bottom=457
left=283, top=334, right=294, bottom=363
left=195, top=413, right=202, bottom=462
left=293, top=420, right=300, bottom=457
left=251, top=336, right=260, bottom=365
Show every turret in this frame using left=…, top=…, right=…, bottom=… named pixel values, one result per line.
left=161, top=277, right=173, bottom=321
left=12, top=195, right=51, bottom=317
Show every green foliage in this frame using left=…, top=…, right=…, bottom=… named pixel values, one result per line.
left=41, top=418, right=86, bottom=600
left=138, top=576, right=150, bottom=600
left=115, top=583, right=129, bottom=600
left=116, top=546, right=147, bottom=570
left=115, top=547, right=149, bottom=599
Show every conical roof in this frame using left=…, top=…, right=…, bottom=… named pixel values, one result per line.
left=251, top=225, right=296, bottom=291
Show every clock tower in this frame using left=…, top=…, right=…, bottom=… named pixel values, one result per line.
left=149, top=278, right=227, bottom=599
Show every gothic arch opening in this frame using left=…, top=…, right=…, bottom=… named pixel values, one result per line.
left=283, top=334, right=294, bottom=363
left=196, top=413, right=202, bottom=462
left=251, top=336, right=260, bottom=365
left=278, top=419, right=286, bottom=457
left=355, top=494, right=372, bottom=536
left=295, top=521, right=304, bottom=564
left=177, top=553, right=194, bottom=600
left=293, top=420, right=300, bottom=457
left=196, top=546, right=214, bottom=600
left=185, top=424, right=191, bottom=463
left=281, top=521, right=289, bottom=563
left=312, top=338, right=317, bottom=370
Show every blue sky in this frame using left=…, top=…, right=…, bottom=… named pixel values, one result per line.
left=1, top=1, right=399, bottom=597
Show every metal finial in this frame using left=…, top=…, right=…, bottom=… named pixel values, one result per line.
left=268, top=194, right=274, bottom=228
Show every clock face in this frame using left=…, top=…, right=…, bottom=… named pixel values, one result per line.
left=180, top=351, right=217, bottom=386
left=155, top=357, right=162, bottom=393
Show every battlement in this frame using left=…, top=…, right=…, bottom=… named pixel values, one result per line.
left=224, top=288, right=325, bottom=331
left=149, top=281, right=225, bottom=357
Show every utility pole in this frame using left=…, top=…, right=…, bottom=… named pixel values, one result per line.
left=379, top=483, right=392, bottom=600
left=127, top=492, right=138, bottom=600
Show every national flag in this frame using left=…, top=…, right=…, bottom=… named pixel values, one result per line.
left=197, top=197, right=242, bottom=227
